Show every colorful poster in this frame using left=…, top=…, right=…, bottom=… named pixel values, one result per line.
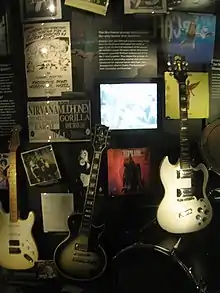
left=107, top=148, right=150, bottom=195
left=165, top=71, right=209, bottom=119
left=24, top=22, right=72, bottom=98
left=165, top=12, right=216, bottom=64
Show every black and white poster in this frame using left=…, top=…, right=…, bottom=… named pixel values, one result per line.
left=65, top=0, right=110, bottom=16
left=124, top=0, right=167, bottom=14
left=27, top=98, right=91, bottom=142
left=23, top=0, right=62, bottom=22
left=21, top=145, right=61, bottom=186
left=167, top=0, right=215, bottom=13
left=24, top=22, right=72, bottom=98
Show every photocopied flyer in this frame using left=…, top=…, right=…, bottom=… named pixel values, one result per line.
left=23, top=22, right=73, bottom=98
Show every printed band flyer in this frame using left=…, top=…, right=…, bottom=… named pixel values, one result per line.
left=107, top=148, right=150, bottom=195
left=24, top=22, right=72, bottom=98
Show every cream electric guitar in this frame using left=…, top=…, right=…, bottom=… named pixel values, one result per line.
left=54, top=125, right=109, bottom=281
left=157, top=55, right=212, bottom=234
left=0, top=125, right=39, bottom=270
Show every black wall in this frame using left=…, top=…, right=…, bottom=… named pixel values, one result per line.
left=1, top=0, right=220, bottom=291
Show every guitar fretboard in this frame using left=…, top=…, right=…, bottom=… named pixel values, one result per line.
left=9, top=152, right=18, bottom=223
left=179, top=82, right=191, bottom=171
left=79, top=151, right=102, bottom=235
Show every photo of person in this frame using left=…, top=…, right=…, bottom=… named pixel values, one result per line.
left=23, top=0, right=62, bottom=21
left=78, top=149, right=91, bottom=188
left=21, top=145, right=61, bottom=186
left=0, top=153, right=9, bottom=190
left=124, top=0, right=166, bottom=13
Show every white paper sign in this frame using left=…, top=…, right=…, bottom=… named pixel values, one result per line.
left=41, top=193, right=74, bottom=232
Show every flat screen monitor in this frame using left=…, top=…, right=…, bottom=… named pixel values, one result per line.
left=100, top=83, right=158, bottom=130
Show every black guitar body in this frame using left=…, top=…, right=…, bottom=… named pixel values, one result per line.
left=54, top=213, right=107, bottom=281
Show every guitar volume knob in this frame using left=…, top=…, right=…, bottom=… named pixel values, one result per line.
left=197, top=207, right=203, bottom=213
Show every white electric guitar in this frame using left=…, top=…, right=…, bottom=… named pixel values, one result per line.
left=157, top=55, right=213, bottom=234
left=0, top=125, right=39, bottom=270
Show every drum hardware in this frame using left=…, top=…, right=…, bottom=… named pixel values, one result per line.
left=170, top=237, right=182, bottom=256
left=200, top=119, right=220, bottom=175
left=113, top=232, right=208, bottom=293
left=139, top=217, right=157, bottom=233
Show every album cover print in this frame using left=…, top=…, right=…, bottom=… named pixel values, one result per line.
left=107, top=148, right=150, bottom=196
left=21, top=145, right=61, bottom=186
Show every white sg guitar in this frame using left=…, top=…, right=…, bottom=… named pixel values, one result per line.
left=0, top=126, right=39, bottom=270
left=157, top=55, right=213, bottom=234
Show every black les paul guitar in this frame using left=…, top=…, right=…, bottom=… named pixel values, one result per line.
left=54, top=125, right=109, bottom=281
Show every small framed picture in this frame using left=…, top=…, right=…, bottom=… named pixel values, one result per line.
left=22, top=0, right=62, bottom=22
left=21, top=145, right=61, bottom=187
left=0, top=153, right=9, bottom=190
left=0, top=13, right=10, bottom=56
left=124, top=0, right=167, bottom=14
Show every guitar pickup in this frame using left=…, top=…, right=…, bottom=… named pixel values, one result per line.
left=75, top=243, right=88, bottom=252
left=9, top=240, right=20, bottom=246
left=9, top=247, right=21, bottom=254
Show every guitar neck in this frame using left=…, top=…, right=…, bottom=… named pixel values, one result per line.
left=179, top=81, right=191, bottom=170
left=9, top=151, right=18, bottom=223
left=79, top=151, right=102, bottom=235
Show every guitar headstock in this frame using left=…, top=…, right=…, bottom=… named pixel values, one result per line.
left=167, top=55, right=188, bottom=83
left=8, top=125, right=22, bottom=152
left=92, top=124, right=110, bottom=152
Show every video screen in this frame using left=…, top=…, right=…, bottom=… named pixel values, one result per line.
left=100, top=83, right=157, bottom=130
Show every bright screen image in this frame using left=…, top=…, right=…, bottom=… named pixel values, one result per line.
left=100, top=83, right=157, bottom=130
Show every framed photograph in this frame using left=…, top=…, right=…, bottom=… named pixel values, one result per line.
left=21, top=145, right=61, bottom=186
left=65, top=0, right=109, bottom=16
left=124, top=0, right=167, bottom=14
left=0, top=13, right=10, bottom=56
left=0, top=153, right=9, bottom=190
left=22, top=0, right=62, bottom=22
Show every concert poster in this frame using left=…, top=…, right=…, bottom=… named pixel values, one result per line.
left=0, top=153, right=9, bottom=190
left=107, top=148, right=151, bottom=196
left=23, top=22, right=72, bottom=98
left=165, top=12, right=216, bottom=64
left=27, top=98, right=91, bottom=142
left=21, top=145, right=61, bottom=186
left=165, top=71, right=209, bottom=119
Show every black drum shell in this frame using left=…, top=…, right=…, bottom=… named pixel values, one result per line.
left=200, top=119, right=220, bottom=175
left=112, top=225, right=208, bottom=293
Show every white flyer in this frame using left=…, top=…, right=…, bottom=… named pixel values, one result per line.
left=41, top=193, right=74, bottom=232
left=24, top=22, right=73, bottom=98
